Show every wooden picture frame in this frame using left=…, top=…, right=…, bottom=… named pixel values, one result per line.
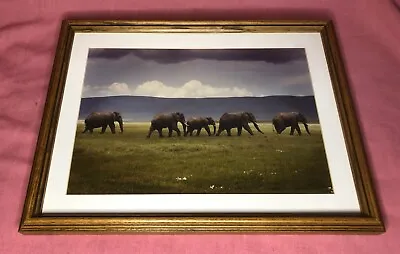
left=19, top=19, right=385, bottom=234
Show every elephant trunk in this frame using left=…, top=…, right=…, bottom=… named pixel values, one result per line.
left=181, top=121, right=187, bottom=136
left=252, top=121, right=264, bottom=134
left=118, top=120, right=124, bottom=133
left=303, top=123, right=311, bottom=135
left=212, top=124, right=216, bottom=135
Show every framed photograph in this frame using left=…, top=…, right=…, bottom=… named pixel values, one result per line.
left=19, top=19, right=385, bottom=234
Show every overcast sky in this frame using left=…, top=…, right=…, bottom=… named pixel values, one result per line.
left=81, top=48, right=314, bottom=98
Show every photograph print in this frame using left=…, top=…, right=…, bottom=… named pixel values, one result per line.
left=66, top=48, right=334, bottom=195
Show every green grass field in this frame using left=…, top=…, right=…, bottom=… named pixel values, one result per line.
left=67, top=122, right=333, bottom=195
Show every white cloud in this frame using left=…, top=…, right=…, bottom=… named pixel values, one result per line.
left=81, top=82, right=132, bottom=97
left=133, top=80, right=178, bottom=97
left=82, top=80, right=254, bottom=98
left=108, top=82, right=131, bottom=95
left=133, top=80, right=253, bottom=98
left=81, top=85, right=109, bottom=97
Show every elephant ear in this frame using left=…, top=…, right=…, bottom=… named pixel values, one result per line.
left=242, top=112, right=252, bottom=122
left=247, top=112, right=255, bottom=119
left=272, top=117, right=281, bottom=130
left=172, top=112, right=180, bottom=121
left=276, top=117, right=285, bottom=129
left=297, top=112, right=307, bottom=122
left=113, top=112, right=122, bottom=120
left=177, top=112, right=185, bottom=120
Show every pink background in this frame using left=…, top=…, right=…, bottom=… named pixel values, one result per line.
left=1, top=0, right=399, bottom=253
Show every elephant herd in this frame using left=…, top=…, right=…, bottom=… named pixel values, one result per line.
left=146, top=111, right=266, bottom=138
left=82, top=111, right=311, bottom=137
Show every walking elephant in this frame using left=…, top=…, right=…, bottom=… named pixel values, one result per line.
left=216, top=111, right=264, bottom=136
left=146, top=112, right=187, bottom=138
left=82, top=111, right=124, bottom=134
left=184, top=117, right=216, bottom=136
left=272, top=112, right=311, bottom=136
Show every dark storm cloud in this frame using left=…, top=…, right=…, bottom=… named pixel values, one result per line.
left=88, top=48, right=306, bottom=64
left=88, top=49, right=130, bottom=59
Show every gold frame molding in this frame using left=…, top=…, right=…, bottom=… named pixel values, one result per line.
left=19, top=19, right=385, bottom=234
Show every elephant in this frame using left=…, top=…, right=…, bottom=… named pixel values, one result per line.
left=215, top=111, right=264, bottom=136
left=272, top=112, right=311, bottom=136
left=82, top=111, right=124, bottom=134
left=184, top=117, right=216, bottom=136
left=146, top=112, right=187, bottom=138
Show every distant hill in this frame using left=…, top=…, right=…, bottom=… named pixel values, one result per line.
left=78, top=95, right=320, bottom=123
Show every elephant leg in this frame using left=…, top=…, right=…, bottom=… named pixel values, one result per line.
left=243, top=124, right=254, bottom=135
left=109, top=123, right=116, bottom=134
left=226, top=128, right=232, bottom=136
left=82, top=126, right=88, bottom=133
left=184, top=127, right=191, bottom=136
left=100, top=125, right=107, bottom=134
left=204, top=126, right=211, bottom=136
left=170, top=125, right=181, bottom=137
left=146, top=125, right=155, bottom=138
left=216, top=126, right=225, bottom=136
left=187, top=127, right=193, bottom=136
left=290, top=126, right=295, bottom=135
left=168, top=127, right=173, bottom=137
left=295, top=124, right=302, bottom=136
left=196, top=127, right=202, bottom=136
left=89, top=128, right=93, bottom=134
left=237, top=126, right=242, bottom=136
left=157, top=128, right=164, bottom=138
left=170, top=123, right=181, bottom=137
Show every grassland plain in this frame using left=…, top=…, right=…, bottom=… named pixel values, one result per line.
left=67, top=122, right=333, bottom=194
